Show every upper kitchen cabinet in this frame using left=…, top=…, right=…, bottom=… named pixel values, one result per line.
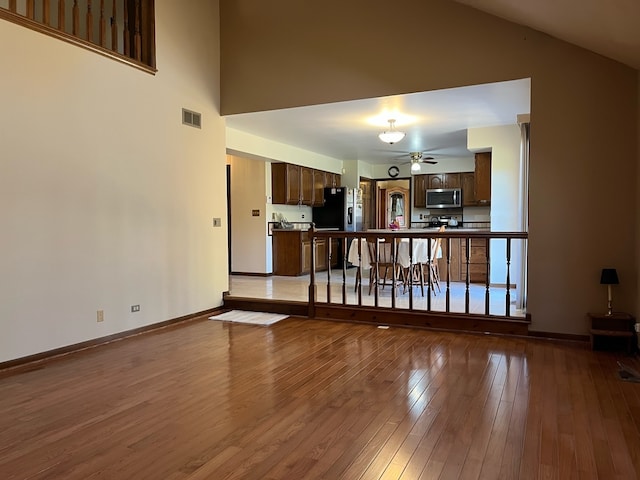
left=428, top=173, right=461, bottom=189
left=271, top=163, right=300, bottom=205
left=312, top=169, right=325, bottom=206
left=461, top=172, right=476, bottom=206
left=272, top=163, right=330, bottom=206
left=324, top=172, right=341, bottom=188
left=413, top=174, right=428, bottom=208
left=300, top=167, right=315, bottom=205
left=474, top=152, right=491, bottom=205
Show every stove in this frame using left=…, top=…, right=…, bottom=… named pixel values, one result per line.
left=429, top=214, right=462, bottom=228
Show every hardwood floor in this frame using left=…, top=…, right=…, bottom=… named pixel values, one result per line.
left=1, top=316, right=639, bottom=479
left=229, top=270, right=526, bottom=318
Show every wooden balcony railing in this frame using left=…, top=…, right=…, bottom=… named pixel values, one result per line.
left=0, top=0, right=155, bottom=73
left=308, top=227, right=529, bottom=333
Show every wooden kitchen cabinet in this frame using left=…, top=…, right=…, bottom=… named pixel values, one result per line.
left=438, top=238, right=462, bottom=282
left=272, top=229, right=329, bottom=275
left=462, top=237, right=489, bottom=283
left=272, top=163, right=339, bottom=205
left=413, top=174, right=428, bottom=207
left=324, top=172, right=341, bottom=188
left=474, top=152, right=491, bottom=204
left=271, top=163, right=301, bottom=205
left=437, top=237, right=487, bottom=284
left=428, top=173, right=461, bottom=190
left=461, top=172, right=476, bottom=206
left=302, top=237, right=327, bottom=273
left=300, top=167, right=314, bottom=206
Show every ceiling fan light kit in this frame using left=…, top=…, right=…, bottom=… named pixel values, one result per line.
left=411, top=159, right=422, bottom=173
left=378, top=119, right=406, bottom=144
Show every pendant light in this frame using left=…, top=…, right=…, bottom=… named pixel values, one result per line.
left=378, top=119, right=405, bottom=144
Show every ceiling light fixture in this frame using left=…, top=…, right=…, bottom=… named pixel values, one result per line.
left=411, top=159, right=422, bottom=173
left=378, top=119, right=405, bottom=144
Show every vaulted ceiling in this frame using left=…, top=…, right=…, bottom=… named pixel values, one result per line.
left=453, top=0, right=640, bottom=70
left=225, top=1, right=638, bottom=167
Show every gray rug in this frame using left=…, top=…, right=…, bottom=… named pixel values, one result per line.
left=209, top=310, right=289, bottom=326
left=617, top=362, right=640, bottom=383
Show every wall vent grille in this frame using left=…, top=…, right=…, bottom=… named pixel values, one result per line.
left=182, top=108, right=202, bottom=129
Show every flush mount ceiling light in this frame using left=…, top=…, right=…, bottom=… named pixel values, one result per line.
left=378, top=119, right=406, bottom=144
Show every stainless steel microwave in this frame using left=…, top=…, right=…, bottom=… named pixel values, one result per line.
left=426, top=188, right=462, bottom=208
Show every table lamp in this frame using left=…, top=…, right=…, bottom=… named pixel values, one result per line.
left=600, top=268, right=619, bottom=316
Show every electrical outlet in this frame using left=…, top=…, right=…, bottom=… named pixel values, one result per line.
left=131, top=305, right=140, bottom=312
left=213, top=218, right=222, bottom=227
left=97, top=310, right=104, bottom=322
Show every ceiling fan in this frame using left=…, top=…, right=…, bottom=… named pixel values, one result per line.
left=401, top=152, right=438, bottom=173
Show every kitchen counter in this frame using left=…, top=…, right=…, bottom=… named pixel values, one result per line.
left=365, top=227, right=490, bottom=234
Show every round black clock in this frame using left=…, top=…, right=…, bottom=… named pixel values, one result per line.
left=388, top=166, right=400, bottom=178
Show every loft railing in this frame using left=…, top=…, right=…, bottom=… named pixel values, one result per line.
left=308, top=227, right=529, bottom=325
left=0, top=0, right=155, bottom=72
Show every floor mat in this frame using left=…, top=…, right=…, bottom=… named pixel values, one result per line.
left=209, top=310, right=289, bottom=326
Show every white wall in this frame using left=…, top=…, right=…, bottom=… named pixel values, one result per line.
left=226, top=128, right=343, bottom=174
left=0, top=0, right=226, bottom=362
left=468, top=124, right=523, bottom=290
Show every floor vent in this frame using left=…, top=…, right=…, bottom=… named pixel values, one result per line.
left=182, top=108, right=202, bottom=129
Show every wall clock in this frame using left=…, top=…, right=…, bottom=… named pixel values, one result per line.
left=388, top=166, right=400, bottom=178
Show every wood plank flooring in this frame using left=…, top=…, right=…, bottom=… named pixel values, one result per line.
left=1, top=316, right=640, bottom=479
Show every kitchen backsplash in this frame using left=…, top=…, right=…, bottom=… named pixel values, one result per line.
left=462, top=206, right=491, bottom=222
left=268, top=204, right=312, bottom=223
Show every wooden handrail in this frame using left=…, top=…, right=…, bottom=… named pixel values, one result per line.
left=43, top=0, right=50, bottom=26
left=0, top=0, right=156, bottom=73
left=111, top=0, right=117, bottom=51
left=58, top=0, right=65, bottom=31
left=99, top=0, right=106, bottom=47
left=309, top=228, right=529, bottom=319
left=86, top=0, right=93, bottom=42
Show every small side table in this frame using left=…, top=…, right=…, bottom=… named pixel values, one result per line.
left=588, top=312, right=636, bottom=353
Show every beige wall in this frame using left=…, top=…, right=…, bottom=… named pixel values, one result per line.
left=0, top=0, right=226, bottom=362
left=220, top=0, right=639, bottom=334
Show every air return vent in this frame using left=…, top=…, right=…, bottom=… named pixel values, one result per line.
left=182, top=108, right=202, bottom=129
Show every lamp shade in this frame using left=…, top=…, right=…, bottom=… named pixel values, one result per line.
left=411, top=161, right=421, bottom=173
left=378, top=131, right=405, bottom=144
left=378, top=119, right=405, bottom=145
left=600, top=268, right=619, bottom=285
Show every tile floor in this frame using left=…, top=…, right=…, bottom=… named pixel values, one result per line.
left=229, top=267, right=526, bottom=318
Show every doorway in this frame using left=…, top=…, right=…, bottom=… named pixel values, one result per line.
left=375, top=179, right=410, bottom=229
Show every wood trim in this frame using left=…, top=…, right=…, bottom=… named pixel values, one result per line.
left=528, top=330, right=590, bottom=344
left=0, top=307, right=221, bottom=377
left=0, top=9, right=157, bottom=74
left=229, top=272, right=273, bottom=277
left=314, top=304, right=530, bottom=336
left=222, top=296, right=310, bottom=318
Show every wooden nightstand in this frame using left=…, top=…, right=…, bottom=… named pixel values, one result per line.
left=588, top=312, right=636, bottom=353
